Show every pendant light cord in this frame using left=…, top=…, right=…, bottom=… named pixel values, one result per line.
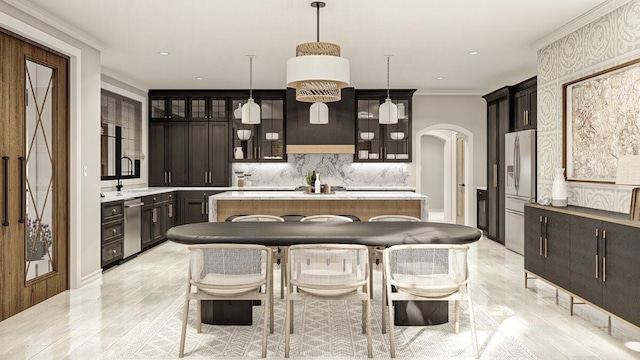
left=386, top=56, right=391, bottom=99
left=249, top=55, right=254, bottom=100
left=316, top=3, right=320, bottom=42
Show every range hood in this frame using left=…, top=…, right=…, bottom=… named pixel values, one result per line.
left=286, top=144, right=355, bottom=154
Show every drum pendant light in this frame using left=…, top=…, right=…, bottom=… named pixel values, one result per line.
left=309, top=102, right=329, bottom=124
left=286, top=2, right=350, bottom=103
left=242, top=55, right=260, bottom=124
left=379, top=55, right=398, bottom=125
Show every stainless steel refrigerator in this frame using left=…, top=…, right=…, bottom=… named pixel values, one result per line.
left=504, top=129, right=536, bottom=255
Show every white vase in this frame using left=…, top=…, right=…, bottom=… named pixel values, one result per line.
left=233, top=147, right=244, bottom=160
left=552, top=168, right=568, bottom=207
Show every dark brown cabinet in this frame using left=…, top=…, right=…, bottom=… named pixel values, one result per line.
left=476, top=189, right=487, bottom=231
left=525, top=204, right=640, bottom=328
left=355, top=90, right=414, bottom=162
left=189, top=122, right=229, bottom=186
left=524, top=206, right=571, bottom=290
left=190, top=97, right=227, bottom=121
left=285, top=87, right=355, bottom=154
left=101, top=201, right=124, bottom=267
left=141, top=192, right=176, bottom=249
left=149, top=122, right=189, bottom=186
left=483, top=87, right=512, bottom=244
left=178, top=191, right=223, bottom=224
left=150, top=97, right=187, bottom=121
left=571, top=217, right=640, bottom=326
left=513, top=77, right=537, bottom=131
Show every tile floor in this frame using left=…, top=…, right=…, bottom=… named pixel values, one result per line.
left=0, top=232, right=639, bottom=359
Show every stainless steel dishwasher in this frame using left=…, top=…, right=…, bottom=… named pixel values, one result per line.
left=123, top=199, right=144, bottom=259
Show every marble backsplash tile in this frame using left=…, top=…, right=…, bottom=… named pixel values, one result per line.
left=231, top=154, right=409, bottom=187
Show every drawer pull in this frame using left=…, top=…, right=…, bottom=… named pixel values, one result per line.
left=112, top=249, right=117, bottom=254
left=112, top=208, right=117, bottom=214
left=112, top=229, right=117, bottom=235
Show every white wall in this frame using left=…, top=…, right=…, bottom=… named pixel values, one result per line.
left=537, top=0, right=640, bottom=213
left=411, top=95, right=487, bottom=192
left=420, top=135, right=445, bottom=209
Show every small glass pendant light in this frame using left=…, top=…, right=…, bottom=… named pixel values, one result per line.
left=309, top=102, right=329, bottom=124
left=379, top=55, right=398, bottom=125
left=242, top=55, right=261, bottom=124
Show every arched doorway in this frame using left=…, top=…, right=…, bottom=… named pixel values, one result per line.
left=415, top=125, right=474, bottom=226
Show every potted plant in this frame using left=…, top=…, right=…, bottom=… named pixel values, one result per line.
left=26, top=217, right=52, bottom=260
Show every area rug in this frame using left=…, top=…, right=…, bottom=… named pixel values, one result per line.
left=115, top=285, right=537, bottom=359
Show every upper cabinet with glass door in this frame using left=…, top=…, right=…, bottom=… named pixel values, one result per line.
left=355, top=90, right=415, bottom=162
left=190, top=97, right=227, bottom=121
left=150, top=97, right=187, bottom=121
left=231, top=90, right=286, bottom=162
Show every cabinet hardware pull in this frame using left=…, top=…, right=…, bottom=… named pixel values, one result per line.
left=544, top=237, right=548, bottom=257
left=152, top=208, right=157, bottom=223
left=595, top=228, right=599, bottom=279
left=539, top=236, right=543, bottom=256
left=169, top=172, right=172, bottom=184
left=205, top=202, right=209, bottom=215
left=602, top=230, right=606, bottom=282
left=112, top=208, right=117, bottom=214
left=2, top=156, right=9, bottom=227
left=204, top=172, right=207, bottom=184
left=525, top=110, right=529, bottom=126
left=18, top=157, right=25, bottom=223
left=112, top=229, right=117, bottom=234
left=168, top=204, right=173, bottom=218
left=112, top=249, right=117, bottom=254
left=493, top=164, right=498, bottom=188
left=208, top=172, right=212, bottom=184
left=201, top=202, right=205, bottom=215
left=164, top=171, right=168, bottom=185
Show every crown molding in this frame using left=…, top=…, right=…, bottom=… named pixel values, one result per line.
left=414, top=89, right=490, bottom=96
left=3, top=0, right=106, bottom=50
left=101, top=67, right=149, bottom=93
left=532, top=0, right=632, bottom=50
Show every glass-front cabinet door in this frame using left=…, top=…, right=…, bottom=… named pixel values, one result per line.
left=259, top=99, right=284, bottom=161
left=190, top=98, right=226, bottom=121
left=383, top=99, right=410, bottom=160
left=231, top=99, right=257, bottom=161
left=355, top=91, right=413, bottom=162
left=150, top=97, right=187, bottom=121
left=356, top=99, right=381, bottom=161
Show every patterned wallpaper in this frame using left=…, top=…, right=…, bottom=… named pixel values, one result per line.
left=537, top=0, right=640, bottom=213
left=231, top=154, right=410, bottom=187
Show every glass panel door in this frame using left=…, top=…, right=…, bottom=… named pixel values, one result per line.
left=25, top=60, right=55, bottom=281
left=231, top=99, right=256, bottom=161
left=382, top=99, right=410, bottom=160
left=259, top=100, right=284, bottom=160
left=356, top=99, right=381, bottom=160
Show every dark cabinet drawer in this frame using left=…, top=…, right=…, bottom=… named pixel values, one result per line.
left=102, top=240, right=123, bottom=265
left=102, top=201, right=124, bottom=222
left=102, top=222, right=124, bottom=243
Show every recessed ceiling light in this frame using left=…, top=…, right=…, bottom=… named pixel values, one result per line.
left=159, top=52, right=170, bottom=56
left=196, top=77, right=203, bottom=80
left=468, top=51, right=479, bottom=55
left=436, top=77, right=444, bottom=80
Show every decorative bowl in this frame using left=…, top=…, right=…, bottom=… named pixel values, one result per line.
left=237, top=129, right=251, bottom=140
left=368, top=153, right=379, bottom=159
left=390, top=132, right=405, bottom=140
left=265, top=132, right=279, bottom=140
left=360, top=132, right=374, bottom=140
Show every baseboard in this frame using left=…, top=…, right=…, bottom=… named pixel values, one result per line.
left=80, top=269, right=103, bottom=287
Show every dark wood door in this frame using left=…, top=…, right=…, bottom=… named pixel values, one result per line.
left=167, top=123, right=188, bottom=186
left=601, top=221, right=640, bottom=326
left=180, top=191, right=209, bottom=224
left=527, top=89, right=537, bottom=128
left=151, top=205, right=164, bottom=243
left=141, top=205, right=153, bottom=247
left=209, top=123, right=229, bottom=186
left=570, top=216, right=602, bottom=306
left=524, top=206, right=545, bottom=277
left=0, top=31, right=69, bottom=320
left=486, top=101, right=499, bottom=241
left=544, top=212, right=571, bottom=290
left=148, top=123, right=166, bottom=186
left=514, top=90, right=527, bottom=130
left=189, top=122, right=209, bottom=186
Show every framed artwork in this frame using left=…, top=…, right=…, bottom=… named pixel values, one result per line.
left=563, top=57, right=640, bottom=183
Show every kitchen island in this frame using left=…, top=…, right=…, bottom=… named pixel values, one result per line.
left=208, top=190, right=428, bottom=222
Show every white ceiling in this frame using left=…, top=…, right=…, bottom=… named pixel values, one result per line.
left=15, top=0, right=622, bottom=93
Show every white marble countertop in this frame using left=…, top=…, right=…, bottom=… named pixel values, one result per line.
left=101, top=186, right=416, bottom=203
left=212, top=190, right=427, bottom=201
